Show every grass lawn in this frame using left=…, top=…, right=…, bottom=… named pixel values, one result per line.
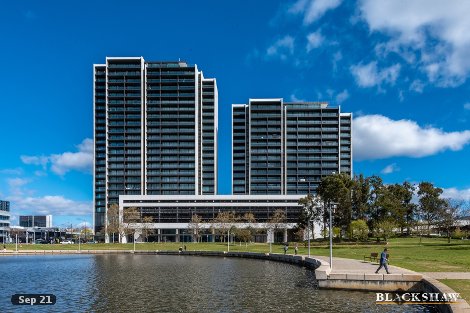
left=438, top=280, right=470, bottom=302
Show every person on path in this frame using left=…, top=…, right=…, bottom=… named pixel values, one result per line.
left=283, top=244, right=288, bottom=255
left=375, top=248, right=390, bottom=274
left=294, top=243, right=298, bottom=255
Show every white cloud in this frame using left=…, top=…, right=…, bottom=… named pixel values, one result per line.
left=20, top=138, right=93, bottom=176
left=8, top=195, right=92, bottom=216
left=359, top=0, right=470, bottom=87
left=290, top=0, right=342, bottom=25
left=350, top=61, right=401, bottom=88
left=21, top=155, right=49, bottom=169
left=7, top=178, right=30, bottom=188
left=381, top=163, right=399, bottom=174
left=266, top=36, right=295, bottom=60
left=410, top=80, right=425, bottom=93
left=335, top=89, right=349, bottom=104
left=306, top=30, right=325, bottom=51
left=442, top=188, right=470, bottom=201
left=0, top=168, right=24, bottom=175
left=353, top=114, right=470, bottom=160
left=464, top=103, right=470, bottom=110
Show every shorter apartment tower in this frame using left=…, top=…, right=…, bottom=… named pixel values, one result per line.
left=233, top=99, right=352, bottom=195
left=0, top=200, right=10, bottom=242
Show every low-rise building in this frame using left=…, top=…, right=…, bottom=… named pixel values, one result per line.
left=116, top=194, right=323, bottom=243
left=0, top=200, right=11, bottom=242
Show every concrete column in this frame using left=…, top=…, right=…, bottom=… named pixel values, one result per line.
left=283, top=229, right=288, bottom=243
left=211, top=228, right=215, bottom=243
left=175, top=229, right=179, bottom=243
left=157, top=229, right=161, bottom=243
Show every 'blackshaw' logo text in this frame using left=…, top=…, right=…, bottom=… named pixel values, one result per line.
left=376, top=292, right=460, bottom=304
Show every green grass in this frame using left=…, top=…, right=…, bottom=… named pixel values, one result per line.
left=438, top=280, right=470, bottom=302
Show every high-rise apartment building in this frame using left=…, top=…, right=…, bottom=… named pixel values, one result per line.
left=93, top=57, right=218, bottom=235
left=232, top=99, right=352, bottom=195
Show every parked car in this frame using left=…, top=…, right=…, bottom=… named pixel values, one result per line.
left=34, top=239, right=48, bottom=244
left=60, top=240, right=73, bottom=244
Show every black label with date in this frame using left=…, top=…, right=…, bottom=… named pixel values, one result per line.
left=11, top=294, right=56, bottom=305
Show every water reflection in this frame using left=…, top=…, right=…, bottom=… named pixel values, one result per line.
left=0, top=255, right=437, bottom=312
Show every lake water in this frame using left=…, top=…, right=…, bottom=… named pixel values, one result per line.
left=0, top=254, right=437, bottom=312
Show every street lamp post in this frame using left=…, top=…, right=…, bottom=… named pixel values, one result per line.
left=329, top=203, right=336, bottom=269
left=227, top=229, right=230, bottom=252
left=308, top=217, right=314, bottom=258
left=133, top=231, right=136, bottom=252
left=78, top=233, right=81, bottom=252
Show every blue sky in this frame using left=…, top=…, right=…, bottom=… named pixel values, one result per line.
left=1, top=0, right=469, bottom=227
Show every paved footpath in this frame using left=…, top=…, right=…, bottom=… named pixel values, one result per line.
left=313, top=255, right=416, bottom=275
left=421, top=272, right=470, bottom=279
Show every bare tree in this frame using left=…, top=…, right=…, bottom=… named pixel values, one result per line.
left=213, top=211, right=237, bottom=242
left=187, top=214, right=202, bottom=243
left=141, top=216, right=155, bottom=242
left=298, top=194, right=323, bottom=240
left=266, top=209, right=287, bottom=243
left=107, top=204, right=120, bottom=243
left=119, top=207, right=140, bottom=243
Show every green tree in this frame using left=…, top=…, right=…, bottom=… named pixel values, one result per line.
left=318, top=173, right=353, bottom=240
left=418, top=182, right=445, bottom=235
left=439, top=199, right=465, bottom=243
left=348, top=220, right=369, bottom=241
left=372, top=219, right=397, bottom=242
left=351, top=174, right=371, bottom=220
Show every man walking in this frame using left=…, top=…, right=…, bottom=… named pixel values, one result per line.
left=375, top=248, right=390, bottom=274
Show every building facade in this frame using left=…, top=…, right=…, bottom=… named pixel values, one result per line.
left=0, top=200, right=10, bottom=242
left=93, top=57, right=218, bottom=235
left=233, top=99, right=352, bottom=195
left=19, top=215, right=53, bottom=228
left=118, top=194, right=319, bottom=243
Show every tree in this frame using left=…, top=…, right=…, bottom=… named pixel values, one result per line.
left=372, top=220, right=397, bottom=242
left=120, top=207, right=140, bottom=242
left=318, top=173, right=353, bottom=240
left=188, top=214, right=203, bottom=243
left=213, top=211, right=236, bottom=242
left=266, top=209, right=287, bottom=243
left=141, top=216, right=155, bottom=242
left=439, top=199, right=465, bottom=243
left=351, top=174, right=371, bottom=220
left=298, top=194, right=323, bottom=240
left=107, top=203, right=120, bottom=243
left=418, top=182, right=445, bottom=235
left=242, top=212, right=258, bottom=242
left=348, top=220, right=369, bottom=241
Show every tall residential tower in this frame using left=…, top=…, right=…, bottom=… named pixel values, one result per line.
left=232, top=99, right=352, bottom=195
left=93, top=57, right=218, bottom=235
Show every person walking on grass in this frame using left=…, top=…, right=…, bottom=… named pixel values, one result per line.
left=375, top=248, right=390, bottom=274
